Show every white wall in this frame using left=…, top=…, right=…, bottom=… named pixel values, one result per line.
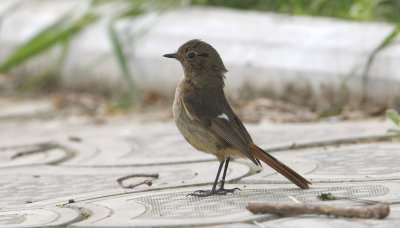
left=1, top=1, right=399, bottom=106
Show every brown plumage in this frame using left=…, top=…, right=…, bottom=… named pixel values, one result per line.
left=248, top=142, right=310, bottom=189
left=164, top=39, right=311, bottom=197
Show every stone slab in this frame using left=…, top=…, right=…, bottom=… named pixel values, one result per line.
left=1, top=116, right=398, bottom=227
left=0, top=147, right=68, bottom=168
left=0, top=120, right=214, bottom=166
left=0, top=206, right=80, bottom=228
left=68, top=181, right=400, bottom=227
left=248, top=120, right=392, bottom=149
left=3, top=181, right=398, bottom=228
left=0, top=98, right=54, bottom=120
left=0, top=161, right=249, bottom=209
left=260, top=205, right=400, bottom=228
left=241, top=142, right=400, bottom=184
left=0, top=119, right=392, bottom=166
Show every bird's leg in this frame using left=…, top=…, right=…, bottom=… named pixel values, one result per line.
left=187, top=160, right=224, bottom=197
left=187, top=158, right=240, bottom=197
left=216, top=157, right=240, bottom=194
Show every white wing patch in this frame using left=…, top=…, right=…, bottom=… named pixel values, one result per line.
left=218, top=113, right=229, bottom=121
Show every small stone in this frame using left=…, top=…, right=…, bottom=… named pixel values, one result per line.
left=68, top=136, right=82, bottom=142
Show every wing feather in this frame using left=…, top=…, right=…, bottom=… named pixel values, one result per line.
left=182, top=88, right=258, bottom=164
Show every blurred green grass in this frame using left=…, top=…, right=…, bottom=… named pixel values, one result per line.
left=192, top=0, right=400, bottom=23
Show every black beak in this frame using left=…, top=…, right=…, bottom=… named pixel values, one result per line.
left=163, top=53, right=177, bottom=59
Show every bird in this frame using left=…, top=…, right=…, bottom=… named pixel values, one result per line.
left=163, top=39, right=311, bottom=197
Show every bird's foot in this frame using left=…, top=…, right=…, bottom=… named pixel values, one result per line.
left=187, top=189, right=216, bottom=197
left=216, top=187, right=241, bottom=195
left=187, top=187, right=240, bottom=197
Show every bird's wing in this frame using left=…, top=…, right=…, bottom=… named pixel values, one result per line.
left=182, top=88, right=258, bottom=164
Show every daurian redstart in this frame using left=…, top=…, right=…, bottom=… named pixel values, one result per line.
left=164, top=39, right=311, bottom=197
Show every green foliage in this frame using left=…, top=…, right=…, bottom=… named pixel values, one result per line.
left=341, top=24, right=400, bottom=88
left=104, top=0, right=178, bottom=105
left=363, top=23, right=400, bottom=77
left=386, top=109, right=400, bottom=136
left=0, top=12, right=99, bottom=95
left=191, top=0, right=400, bottom=23
left=21, top=40, right=70, bottom=92
left=318, top=193, right=336, bottom=201
left=377, top=0, right=400, bottom=22
left=386, top=109, right=400, bottom=125
left=108, top=22, right=137, bottom=103
left=81, top=212, right=91, bottom=218
left=0, top=13, right=99, bottom=72
left=0, top=0, right=178, bottom=107
left=318, top=108, right=342, bottom=119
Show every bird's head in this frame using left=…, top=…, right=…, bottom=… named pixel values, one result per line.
left=163, top=39, right=227, bottom=86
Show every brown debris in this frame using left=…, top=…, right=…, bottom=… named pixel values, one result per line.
left=144, top=180, right=153, bottom=186
left=247, top=202, right=390, bottom=219
left=116, top=174, right=159, bottom=189
left=68, top=136, right=82, bottom=142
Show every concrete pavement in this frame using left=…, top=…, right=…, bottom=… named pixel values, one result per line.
left=1, top=101, right=399, bottom=227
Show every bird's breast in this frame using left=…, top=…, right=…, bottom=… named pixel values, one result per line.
left=173, top=85, right=219, bottom=155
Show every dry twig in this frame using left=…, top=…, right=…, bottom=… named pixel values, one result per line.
left=247, top=202, right=389, bottom=219
left=116, top=173, right=159, bottom=189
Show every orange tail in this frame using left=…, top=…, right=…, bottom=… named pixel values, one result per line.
left=249, top=142, right=311, bottom=189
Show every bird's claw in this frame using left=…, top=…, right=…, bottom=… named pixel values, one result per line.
left=187, top=187, right=241, bottom=197
left=217, top=187, right=241, bottom=194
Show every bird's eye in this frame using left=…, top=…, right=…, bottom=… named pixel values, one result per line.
left=187, top=52, right=196, bottom=59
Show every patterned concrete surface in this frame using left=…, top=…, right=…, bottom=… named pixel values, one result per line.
left=1, top=108, right=399, bottom=227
